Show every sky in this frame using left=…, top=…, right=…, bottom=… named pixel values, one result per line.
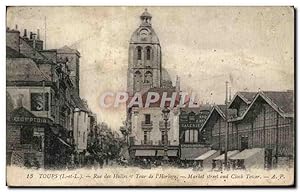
left=6, top=6, right=294, bottom=130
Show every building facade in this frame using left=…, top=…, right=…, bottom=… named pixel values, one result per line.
left=200, top=91, right=294, bottom=169
left=179, top=106, right=212, bottom=164
left=126, top=10, right=181, bottom=163
left=6, top=26, right=97, bottom=169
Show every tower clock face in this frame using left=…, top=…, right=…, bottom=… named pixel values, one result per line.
left=140, top=29, right=149, bottom=41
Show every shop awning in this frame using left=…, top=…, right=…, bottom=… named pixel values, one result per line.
left=230, top=148, right=264, bottom=160
left=135, top=150, right=156, bottom=157
left=180, top=147, right=209, bottom=160
left=213, top=150, right=239, bottom=161
left=57, top=137, right=72, bottom=148
left=195, top=150, right=218, bottom=160
left=157, top=150, right=178, bottom=157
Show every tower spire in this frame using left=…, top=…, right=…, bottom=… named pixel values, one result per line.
left=140, top=8, right=152, bottom=26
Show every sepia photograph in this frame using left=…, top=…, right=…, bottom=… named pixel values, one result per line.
left=5, top=6, right=295, bottom=187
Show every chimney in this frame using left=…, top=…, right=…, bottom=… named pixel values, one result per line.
left=15, top=24, right=18, bottom=30
left=23, top=29, right=27, bottom=38
left=30, top=32, right=33, bottom=39
left=32, top=33, right=37, bottom=49
left=37, top=29, right=40, bottom=40
left=6, top=27, right=20, bottom=52
left=229, top=87, right=232, bottom=101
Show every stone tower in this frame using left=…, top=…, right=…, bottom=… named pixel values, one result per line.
left=127, top=9, right=162, bottom=96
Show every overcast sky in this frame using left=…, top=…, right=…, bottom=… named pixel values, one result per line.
left=7, top=7, right=294, bottom=130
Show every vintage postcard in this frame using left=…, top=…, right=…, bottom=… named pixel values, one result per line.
left=6, top=6, right=295, bottom=187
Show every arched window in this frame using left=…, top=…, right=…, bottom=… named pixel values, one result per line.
left=137, top=47, right=142, bottom=60
left=144, top=71, right=153, bottom=84
left=146, top=47, right=151, bottom=60
left=134, top=71, right=142, bottom=91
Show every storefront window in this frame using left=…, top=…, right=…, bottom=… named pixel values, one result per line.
left=184, top=129, right=198, bottom=143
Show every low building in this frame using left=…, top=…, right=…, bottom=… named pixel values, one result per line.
left=201, top=91, right=294, bottom=170
left=179, top=106, right=212, bottom=166
left=228, top=91, right=294, bottom=169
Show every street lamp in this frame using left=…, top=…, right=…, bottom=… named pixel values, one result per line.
left=162, top=106, right=170, bottom=163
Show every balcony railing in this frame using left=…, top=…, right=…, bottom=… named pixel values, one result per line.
left=141, top=140, right=153, bottom=145
left=141, top=121, right=153, bottom=129
left=158, top=140, right=170, bottom=145
left=159, top=121, right=170, bottom=129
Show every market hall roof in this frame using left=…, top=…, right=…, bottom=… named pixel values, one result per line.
left=228, top=91, right=257, bottom=108
left=229, top=90, right=294, bottom=122
left=200, top=105, right=237, bottom=132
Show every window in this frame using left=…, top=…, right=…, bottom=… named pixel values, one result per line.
left=145, top=114, right=151, bottom=124
left=83, top=132, right=86, bottom=142
left=143, top=131, right=150, bottom=144
left=184, top=129, right=198, bottom=143
left=144, top=71, right=152, bottom=84
left=161, top=131, right=165, bottom=144
left=31, top=93, right=49, bottom=111
left=137, top=47, right=142, bottom=60
left=146, top=48, right=151, bottom=60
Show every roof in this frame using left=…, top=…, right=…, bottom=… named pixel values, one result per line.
left=230, top=90, right=295, bottom=121
left=228, top=91, right=257, bottom=108
left=57, top=45, right=80, bottom=56
left=7, top=57, right=51, bottom=82
left=200, top=104, right=236, bottom=131
left=195, top=150, right=218, bottom=160
left=140, top=9, right=152, bottom=18
left=213, top=150, right=240, bottom=160
left=6, top=46, right=26, bottom=58
left=71, top=91, right=89, bottom=112
left=230, top=148, right=264, bottom=160
left=262, top=91, right=294, bottom=114
left=19, top=38, right=54, bottom=64
left=9, top=106, right=36, bottom=118
left=180, top=147, right=209, bottom=160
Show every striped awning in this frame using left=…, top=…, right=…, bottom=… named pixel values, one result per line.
left=213, top=150, right=239, bottom=161
left=135, top=150, right=156, bottom=157
left=157, top=150, right=178, bottom=157
left=195, top=150, right=218, bottom=160
left=230, top=148, right=264, bottom=160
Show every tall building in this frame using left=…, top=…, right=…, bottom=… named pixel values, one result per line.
left=127, top=9, right=162, bottom=96
left=126, top=10, right=181, bottom=163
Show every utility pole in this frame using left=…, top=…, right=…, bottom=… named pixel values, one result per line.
left=44, top=16, right=47, bottom=49
left=224, top=81, right=229, bottom=170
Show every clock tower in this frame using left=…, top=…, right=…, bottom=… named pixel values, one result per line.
left=127, top=9, right=162, bottom=96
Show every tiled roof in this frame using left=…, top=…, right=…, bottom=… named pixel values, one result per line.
left=6, top=57, right=50, bottom=82
left=216, top=105, right=237, bottom=119
left=261, top=91, right=294, bottom=114
left=238, top=92, right=257, bottom=103
left=57, top=45, right=80, bottom=56
left=6, top=46, right=26, bottom=58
